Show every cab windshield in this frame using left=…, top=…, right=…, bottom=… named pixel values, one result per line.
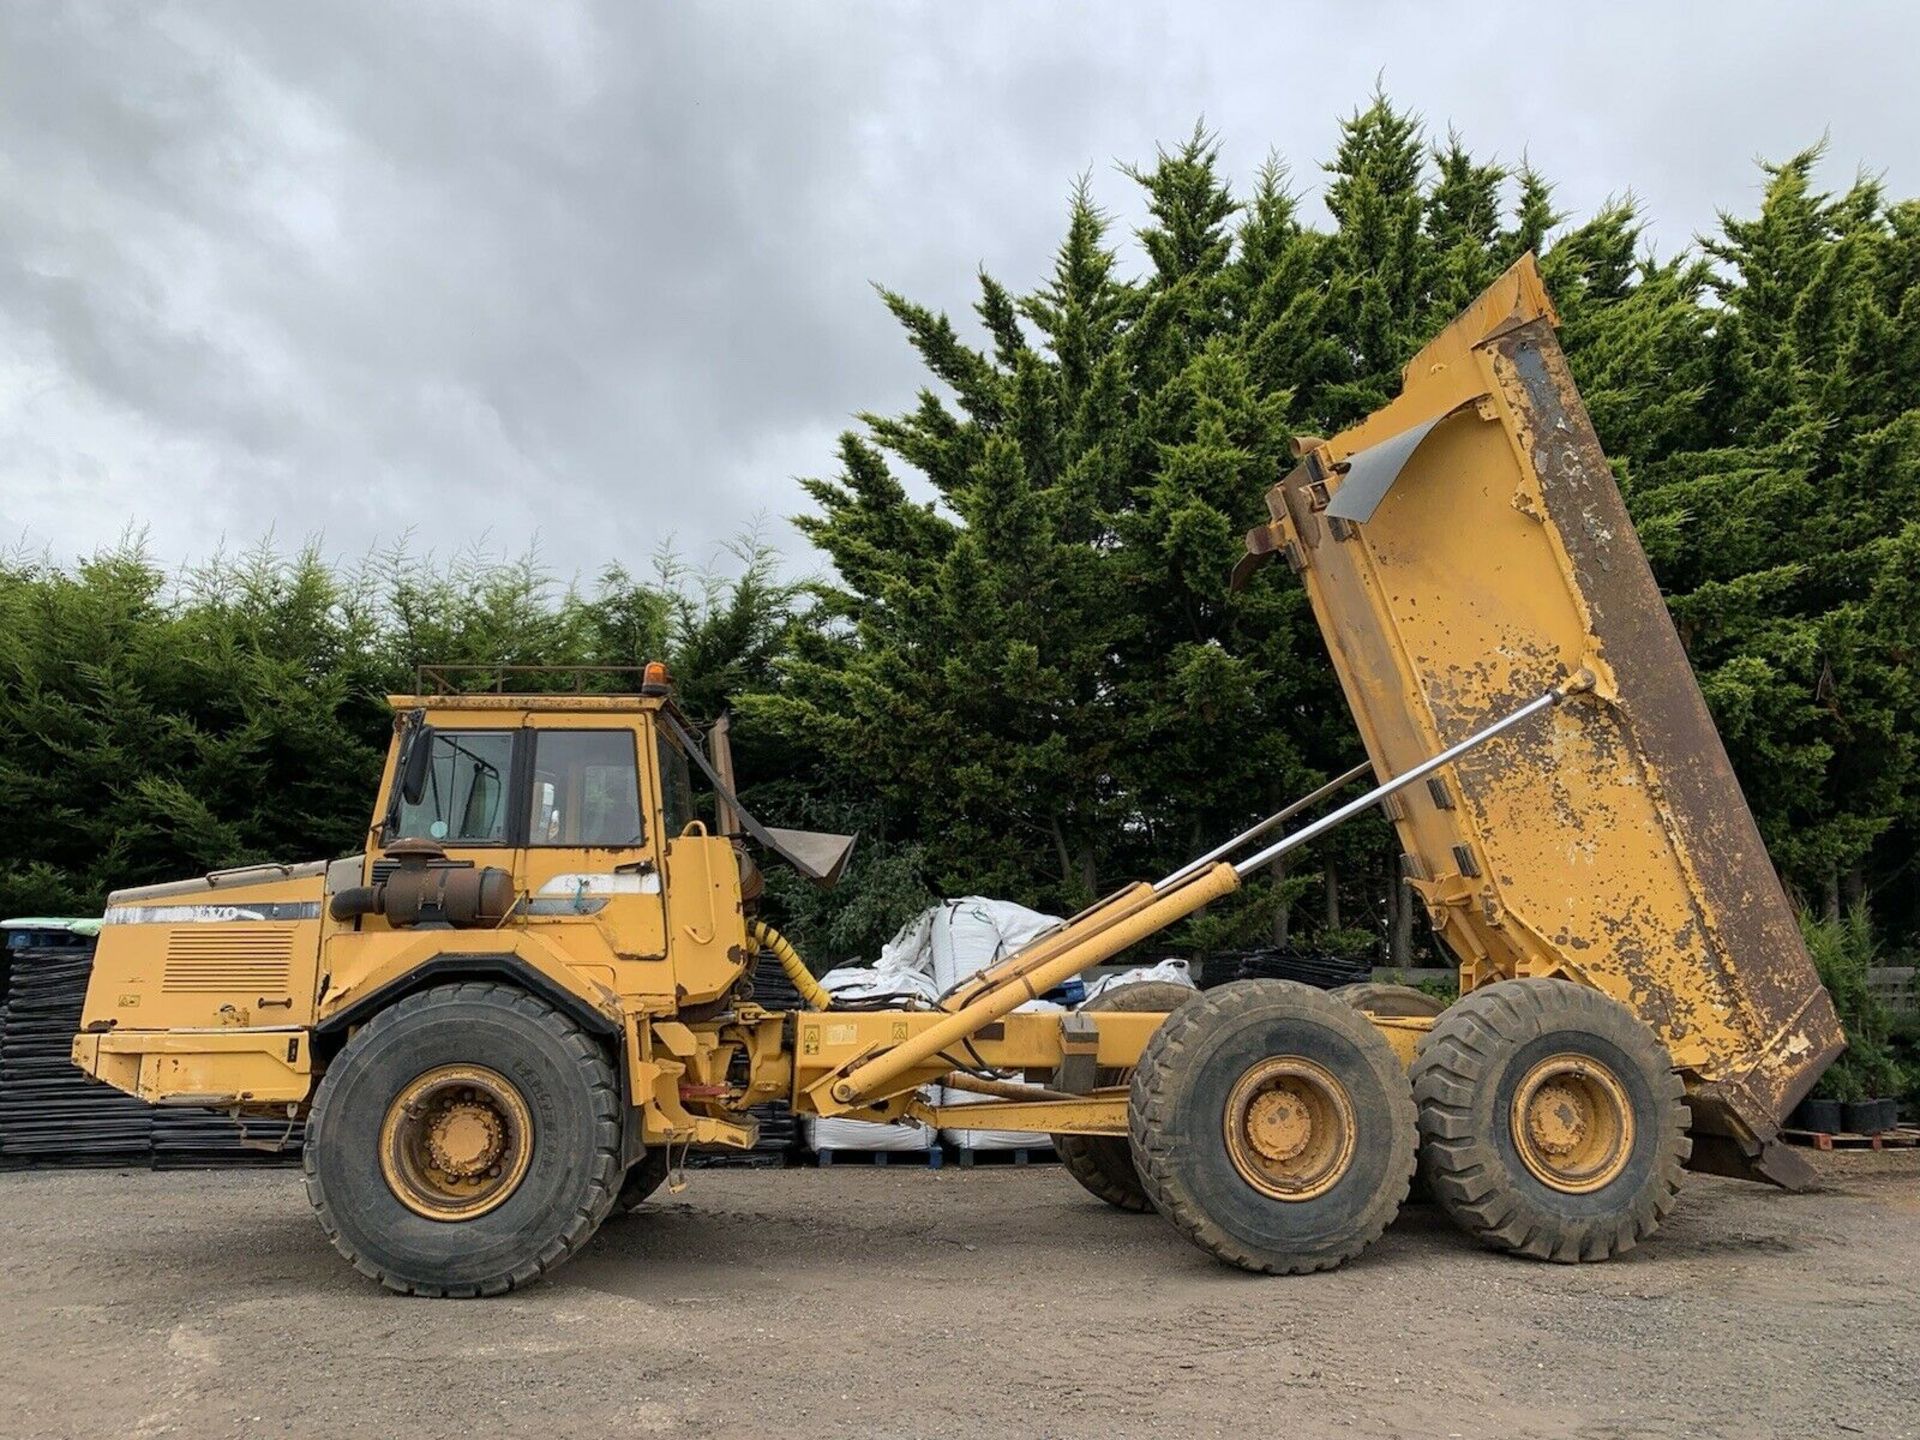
left=389, top=730, right=512, bottom=844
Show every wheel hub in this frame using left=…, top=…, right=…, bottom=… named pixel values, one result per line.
left=1526, top=1081, right=1591, bottom=1157
left=428, top=1100, right=506, bottom=1179
left=1246, top=1089, right=1313, bottom=1164
left=1223, top=1057, right=1357, bottom=1202
left=379, top=1064, right=534, bottom=1221
left=1510, top=1054, right=1634, bottom=1194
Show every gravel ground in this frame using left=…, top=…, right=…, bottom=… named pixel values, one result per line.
left=0, top=1149, right=1915, bottom=1439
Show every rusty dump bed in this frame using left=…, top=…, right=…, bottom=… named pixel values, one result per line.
left=1242, top=257, right=1843, bottom=1174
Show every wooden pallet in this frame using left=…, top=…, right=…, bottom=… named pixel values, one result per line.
left=948, top=1145, right=1057, bottom=1168
left=1781, top=1125, right=1920, bottom=1151
left=812, top=1147, right=943, bottom=1168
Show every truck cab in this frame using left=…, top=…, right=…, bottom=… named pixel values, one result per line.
left=71, top=672, right=758, bottom=1114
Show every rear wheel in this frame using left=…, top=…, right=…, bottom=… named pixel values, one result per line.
left=303, top=982, right=622, bottom=1296
left=1411, top=978, right=1689, bottom=1262
left=1128, top=980, right=1416, bottom=1274
left=1051, top=981, right=1197, bottom=1213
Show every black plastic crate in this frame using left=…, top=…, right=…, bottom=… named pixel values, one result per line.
left=1197, top=947, right=1372, bottom=990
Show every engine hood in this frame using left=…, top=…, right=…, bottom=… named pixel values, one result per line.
left=102, top=860, right=334, bottom=924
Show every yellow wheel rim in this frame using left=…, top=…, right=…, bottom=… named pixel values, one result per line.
left=378, top=1064, right=534, bottom=1221
left=1222, top=1056, right=1357, bottom=1202
left=1509, top=1053, right=1635, bottom=1194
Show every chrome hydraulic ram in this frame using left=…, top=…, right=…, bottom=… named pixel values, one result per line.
left=942, top=759, right=1374, bottom=1012
left=1154, top=759, right=1373, bottom=892
left=1231, top=682, right=1578, bottom=877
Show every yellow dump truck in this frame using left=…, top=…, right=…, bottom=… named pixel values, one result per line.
left=72, top=258, right=1843, bottom=1295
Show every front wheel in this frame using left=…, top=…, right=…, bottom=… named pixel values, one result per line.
left=1127, top=980, right=1416, bottom=1274
left=303, top=982, right=622, bottom=1296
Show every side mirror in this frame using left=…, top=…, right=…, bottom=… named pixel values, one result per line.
left=399, top=721, right=435, bottom=806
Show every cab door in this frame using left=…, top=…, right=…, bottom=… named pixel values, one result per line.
left=517, top=717, right=668, bottom=961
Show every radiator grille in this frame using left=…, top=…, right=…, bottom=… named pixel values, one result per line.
left=162, top=927, right=295, bottom=993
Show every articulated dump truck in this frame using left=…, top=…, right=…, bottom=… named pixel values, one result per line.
left=73, top=258, right=1842, bottom=1295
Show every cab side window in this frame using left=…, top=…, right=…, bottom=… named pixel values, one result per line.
left=390, top=730, right=513, bottom=845
left=657, top=730, right=696, bottom=837
left=530, top=730, right=645, bottom=847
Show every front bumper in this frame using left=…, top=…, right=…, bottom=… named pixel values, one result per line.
left=71, top=1029, right=313, bottom=1107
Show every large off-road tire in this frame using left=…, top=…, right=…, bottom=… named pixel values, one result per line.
left=303, top=982, right=622, bottom=1297
left=1128, top=980, right=1416, bottom=1274
left=614, top=1148, right=672, bottom=1214
left=1411, top=978, right=1689, bottom=1263
left=1328, top=982, right=1448, bottom=1018
left=1051, top=981, right=1197, bottom=1213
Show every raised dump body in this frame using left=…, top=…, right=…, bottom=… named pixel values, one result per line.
left=1241, top=257, right=1844, bottom=1181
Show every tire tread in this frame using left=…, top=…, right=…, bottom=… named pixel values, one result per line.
left=1051, top=981, right=1197, bottom=1214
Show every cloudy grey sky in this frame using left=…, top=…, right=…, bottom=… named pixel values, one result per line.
left=4, top=1, right=1918, bottom=586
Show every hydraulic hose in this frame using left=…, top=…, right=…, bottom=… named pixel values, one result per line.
left=748, top=919, right=832, bottom=1011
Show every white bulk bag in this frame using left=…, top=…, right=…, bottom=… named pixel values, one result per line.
left=803, top=1103, right=935, bottom=1153
left=928, top=897, right=1060, bottom=992
left=938, top=1081, right=1055, bottom=1152
left=818, top=965, right=942, bottom=1006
